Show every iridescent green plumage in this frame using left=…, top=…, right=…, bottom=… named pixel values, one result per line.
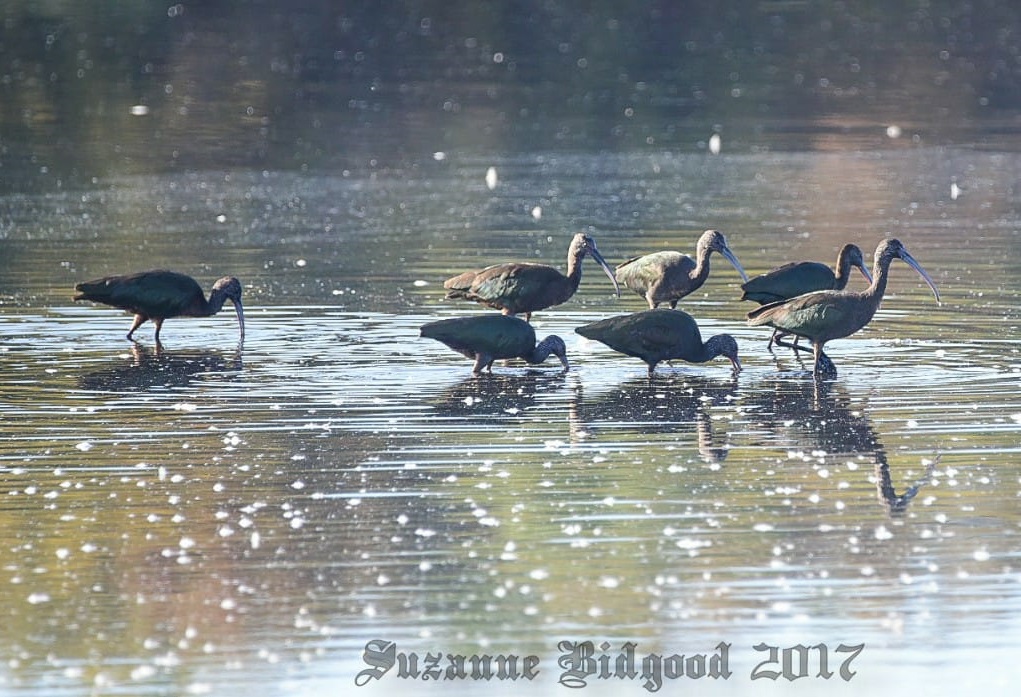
left=421, top=314, right=569, bottom=374
left=741, top=243, right=872, bottom=349
left=443, top=232, right=620, bottom=321
left=576, top=308, right=741, bottom=377
left=747, top=239, right=940, bottom=376
left=74, top=270, right=245, bottom=346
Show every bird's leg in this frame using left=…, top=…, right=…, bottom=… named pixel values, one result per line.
left=126, top=314, right=147, bottom=341
left=471, top=354, right=487, bottom=375
left=152, top=318, right=166, bottom=349
left=812, top=344, right=837, bottom=377
left=774, top=332, right=812, bottom=354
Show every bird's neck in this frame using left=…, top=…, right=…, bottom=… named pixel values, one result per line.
left=698, top=335, right=724, bottom=363
left=861, top=256, right=893, bottom=311
left=691, top=246, right=712, bottom=284
left=204, top=288, right=230, bottom=316
left=565, top=253, right=584, bottom=290
left=528, top=337, right=561, bottom=366
left=833, top=254, right=852, bottom=289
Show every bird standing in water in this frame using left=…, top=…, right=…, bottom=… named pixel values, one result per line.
left=576, top=308, right=741, bottom=378
left=421, top=314, right=569, bottom=374
left=746, top=239, right=940, bottom=376
left=74, top=270, right=245, bottom=347
left=443, top=232, right=620, bottom=321
left=615, top=229, right=748, bottom=309
left=740, top=243, right=873, bottom=349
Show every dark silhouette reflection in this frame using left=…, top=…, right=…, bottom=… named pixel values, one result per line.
left=577, top=374, right=738, bottom=465
left=747, top=375, right=934, bottom=514
left=428, top=371, right=567, bottom=418
left=78, top=344, right=243, bottom=392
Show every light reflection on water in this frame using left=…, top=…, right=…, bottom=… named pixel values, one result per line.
left=1, top=146, right=1021, bottom=696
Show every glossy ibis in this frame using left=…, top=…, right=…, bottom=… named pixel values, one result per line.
left=615, top=229, right=749, bottom=309
left=443, top=232, right=620, bottom=321
left=576, top=308, right=741, bottom=377
left=740, top=243, right=873, bottom=349
left=74, top=270, right=245, bottom=346
left=421, top=314, right=569, bottom=374
left=746, top=239, right=940, bottom=376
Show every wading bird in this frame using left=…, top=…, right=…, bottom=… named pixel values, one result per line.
left=746, top=239, right=940, bottom=376
left=74, top=270, right=245, bottom=347
left=443, top=232, right=620, bottom=321
left=615, top=229, right=748, bottom=309
left=576, top=308, right=741, bottom=377
left=740, top=243, right=873, bottom=349
left=421, top=314, right=569, bottom=374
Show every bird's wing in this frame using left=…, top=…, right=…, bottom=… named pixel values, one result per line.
left=749, top=291, right=854, bottom=337
left=109, top=272, right=202, bottom=316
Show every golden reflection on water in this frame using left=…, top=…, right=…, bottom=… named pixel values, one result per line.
left=1, top=146, right=1020, bottom=695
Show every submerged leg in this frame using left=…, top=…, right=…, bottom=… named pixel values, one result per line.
left=152, top=318, right=165, bottom=346
left=812, top=343, right=837, bottom=377
left=126, top=314, right=147, bottom=340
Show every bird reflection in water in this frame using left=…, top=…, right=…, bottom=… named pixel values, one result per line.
left=749, top=375, right=934, bottom=514
left=428, top=371, right=568, bottom=418
left=577, top=374, right=739, bottom=466
left=78, top=343, right=243, bottom=392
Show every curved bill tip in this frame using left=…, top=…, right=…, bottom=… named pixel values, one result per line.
left=900, top=251, right=940, bottom=305
left=722, top=246, right=749, bottom=283
left=233, top=299, right=246, bottom=343
left=559, top=354, right=570, bottom=372
left=730, top=356, right=742, bottom=372
left=857, top=264, right=874, bottom=284
left=590, top=248, right=622, bottom=297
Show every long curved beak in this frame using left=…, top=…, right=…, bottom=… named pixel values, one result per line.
left=589, top=247, right=622, bottom=297
left=730, top=356, right=742, bottom=372
left=898, top=249, right=940, bottom=304
left=232, top=299, right=246, bottom=343
left=719, top=244, right=749, bottom=282
left=856, top=262, right=874, bottom=285
left=558, top=353, right=570, bottom=372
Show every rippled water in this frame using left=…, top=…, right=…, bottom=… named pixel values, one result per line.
left=1, top=142, right=1019, bottom=696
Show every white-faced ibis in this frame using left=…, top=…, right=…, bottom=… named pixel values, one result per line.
left=740, top=243, right=874, bottom=349
left=421, top=314, right=569, bottom=374
left=74, top=270, right=245, bottom=346
left=443, top=232, right=620, bottom=321
left=576, top=308, right=741, bottom=377
left=615, top=229, right=749, bottom=309
left=746, top=239, right=940, bottom=376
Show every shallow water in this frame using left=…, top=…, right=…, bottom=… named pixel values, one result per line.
left=1, top=144, right=1020, bottom=696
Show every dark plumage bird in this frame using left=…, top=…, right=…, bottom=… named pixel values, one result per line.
left=746, top=239, right=940, bottom=376
left=615, top=229, right=749, bottom=309
left=576, top=308, right=741, bottom=377
left=443, top=232, right=620, bottom=321
left=740, top=243, right=873, bottom=349
left=74, top=270, right=245, bottom=346
left=421, top=314, right=569, bottom=374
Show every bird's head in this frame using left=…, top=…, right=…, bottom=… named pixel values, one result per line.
left=572, top=233, right=621, bottom=297
left=211, top=276, right=245, bottom=342
left=701, top=229, right=749, bottom=282
left=880, top=239, right=940, bottom=304
left=707, top=333, right=741, bottom=372
left=537, top=334, right=569, bottom=372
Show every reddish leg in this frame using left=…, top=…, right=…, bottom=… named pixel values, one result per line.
left=126, top=314, right=147, bottom=340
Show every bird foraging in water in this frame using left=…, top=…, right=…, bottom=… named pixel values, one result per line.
left=421, top=314, right=569, bottom=374
left=615, top=229, right=749, bottom=309
left=74, top=270, right=245, bottom=347
left=576, top=308, right=741, bottom=377
left=443, top=232, right=620, bottom=321
left=740, top=243, right=873, bottom=349
left=746, top=238, right=940, bottom=376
